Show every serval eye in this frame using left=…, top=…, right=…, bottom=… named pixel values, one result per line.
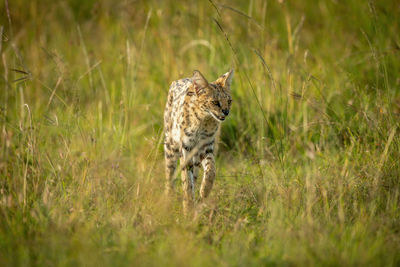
left=212, top=101, right=221, bottom=107
left=228, top=99, right=232, bottom=105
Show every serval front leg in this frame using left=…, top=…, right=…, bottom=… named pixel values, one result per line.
left=200, top=153, right=216, bottom=200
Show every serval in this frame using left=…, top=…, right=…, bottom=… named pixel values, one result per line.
left=163, top=69, right=233, bottom=213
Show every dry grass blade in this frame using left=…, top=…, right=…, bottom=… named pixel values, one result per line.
left=254, top=49, right=278, bottom=91
left=12, top=76, right=30, bottom=83
left=10, top=68, right=29, bottom=75
left=219, top=4, right=263, bottom=29
left=208, top=0, right=221, bottom=17
left=179, top=40, right=215, bottom=55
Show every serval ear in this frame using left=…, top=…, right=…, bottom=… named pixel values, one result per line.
left=192, top=70, right=209, bottom=95
left=216, top=69, right=234, bottom=88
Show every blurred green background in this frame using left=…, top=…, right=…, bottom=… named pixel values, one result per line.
left=1, top=0, right=400, bottom=266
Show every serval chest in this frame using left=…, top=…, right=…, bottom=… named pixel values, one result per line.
left=163, top=69, right=234, bottom=213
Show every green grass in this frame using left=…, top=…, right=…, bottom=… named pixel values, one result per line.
left=1, top=0, right=400, bottom=266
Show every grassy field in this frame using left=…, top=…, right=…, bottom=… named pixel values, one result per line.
left=1, top=0, right=400, bottom=266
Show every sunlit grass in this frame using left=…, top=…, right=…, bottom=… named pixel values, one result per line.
left=1, top=0, right=400, bottom=266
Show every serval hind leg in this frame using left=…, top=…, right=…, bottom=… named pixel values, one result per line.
left=164, top=142, right=179, bottom=196
left=180, top=150, right=195, bottom=215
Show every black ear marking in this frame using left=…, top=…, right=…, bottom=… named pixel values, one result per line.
left=192, top=70, right=209, bottom=95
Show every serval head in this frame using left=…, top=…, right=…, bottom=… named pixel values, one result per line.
left=191, top=69, right=234, bottom=122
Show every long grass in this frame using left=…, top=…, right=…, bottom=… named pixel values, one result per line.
left=1, top=0, right=400, bottom=266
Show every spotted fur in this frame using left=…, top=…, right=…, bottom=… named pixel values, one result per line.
left=164, top=69, right=234, bottom=213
